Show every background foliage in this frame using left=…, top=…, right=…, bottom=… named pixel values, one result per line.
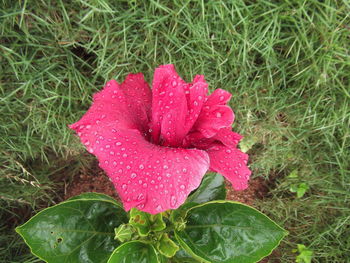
left=1, top=0, right=349, bottom=262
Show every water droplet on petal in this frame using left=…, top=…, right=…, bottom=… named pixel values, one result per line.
left=139, top=164, right=144, bottom=169
left=171, top=196, right=177, bottom=207
left=180, top=185, right=185, bottom=190
left=131, top=173, right=137, bottom=179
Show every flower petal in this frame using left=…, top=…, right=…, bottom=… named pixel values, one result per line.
left=183, top=75, right=208, bottom=132
left=205, top=88, right=232, bottom=106
left=72, top=122, right=210, bottom=214
left=69, top=74, right=151, bottom=136
left=212, top=128, right=242, bottom=147
left=151, top=65, right=188, bottom=146
left=194, top=105, right=234, bottom=138
left=207, top=144, right=251, bottom=190
left=192, top=88, right=235, bottom=138
left=151, top=65, right=209, bottom=147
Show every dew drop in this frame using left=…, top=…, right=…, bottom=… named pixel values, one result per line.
left=122, top=184, right=127, bottom=190
left=171, top=196, right=177, bottom=207
left=131, top=173, right=137, bottom=179
left=137, top=193, right=145, bottom=201
left=180, top=185, right=185, bottom=190
left=216, top=112, right=222, bottom=118
left=116, top=142, right=122, bottom=146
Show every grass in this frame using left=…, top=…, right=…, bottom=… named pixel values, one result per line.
left=0, top=0, right=349, bottom=262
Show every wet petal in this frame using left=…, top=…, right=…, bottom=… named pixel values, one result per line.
left=207, top=144, right=251, bottom=190
left=194, top=104, right=234, bottom=138
left=205, top=88, right=232, bottom=106
left=212, top=128, right=242, bottom=147
left=184, top=128, right=242, bottom=149
left=192, top=88, right=235, bottom=138
left=183, top=75, right=208, bottom=132
left=73, top=122, right=210, bottom=214
left=69, top=74, right=151, bottom=136
left=151, top=65, right=208, bottom=147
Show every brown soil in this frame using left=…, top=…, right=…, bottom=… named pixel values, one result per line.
left=64, top=163, right=119, bottom=201
left=225, top=177, right=269, bottom=206
left=64, top=164, right=279, bottom=262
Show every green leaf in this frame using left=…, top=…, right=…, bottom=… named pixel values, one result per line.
left=114, top=224, right=135, bottom=243
left=170, top=202, right=198, bottom=227
left=175, top=201, right=287, bottom=263
left=296, top=244, right=313, bottom=263
left=287, top=169, right=299, bottom=178
left=187, top=173, right=226, bottom=204
left=67, top=192, right=121, bottom=205
left=129, top=208, right=166, bottom=236
left=16, top=193, right=128, bottom=263
left=296, top=183, right=309, bottom=198
left=239, top=136, right=258, bottom=153
left=107, top=241, right=159, bottom=263
left=173, top=249, right=200, bottom=263
left=156, top=233, right=179, bottom=258
left=150, top=213, right=166, bottom=232
left=129, top=208, right=152, bottom=236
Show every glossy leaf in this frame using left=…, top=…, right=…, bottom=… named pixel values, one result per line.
left=107, top=241, right=159, bottom=263
left=114, top=224, right=135, bottom=243
left=187, top=172, right=226, bottom=203
left=175, top=201, right=287, bottom=263
left=16, top=193, right=128, bottom=263
left=68, top=192, right=121, bottom=205
left=156, top=233, right=179, bottom=258
left=172, top=248, right=200, bottom=263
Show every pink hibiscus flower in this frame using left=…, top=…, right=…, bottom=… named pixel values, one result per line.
left=69, top=64, right=251, bottom=214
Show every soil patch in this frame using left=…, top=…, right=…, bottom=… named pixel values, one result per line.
left=64, top=163, right=119, bottom=201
